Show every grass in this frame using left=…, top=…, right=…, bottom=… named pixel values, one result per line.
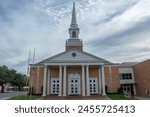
left=8, top=95, right=41, bottom=100
left=107, top=94, right=129, bottom=100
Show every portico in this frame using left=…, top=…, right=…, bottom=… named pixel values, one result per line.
left=42, top=63, right=106, bottom=97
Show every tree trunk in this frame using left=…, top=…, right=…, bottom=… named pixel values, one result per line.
left=1, top=85, right=4, bottom=93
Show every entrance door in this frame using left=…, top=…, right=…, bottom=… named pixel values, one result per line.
left=51, top=78, right=59, bottom=94
left=89, top=78, right=98, bottom=94
left=68, top=74, right=80, bottom=95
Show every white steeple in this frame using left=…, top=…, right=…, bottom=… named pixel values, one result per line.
left=69, top=2, right=79, bottom=39
left=71, top=2, right=77, bottom=28
left=66, top=2, right=83, bottom=51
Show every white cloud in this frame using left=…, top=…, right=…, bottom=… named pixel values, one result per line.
left=0, top=0, right=150, bottom=73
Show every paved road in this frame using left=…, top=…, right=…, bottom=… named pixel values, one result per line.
left=0, top=91, right=27, bottom=100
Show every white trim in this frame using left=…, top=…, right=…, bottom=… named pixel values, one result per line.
left=102, top=65, right=106, bottom=96
left=44, top=63, right=104, bottom=66
left=82, top=65, right=85, bottom=96
left=59, top=66, right=62, bottom=96
left=63, top=65, right=67, bottom=96
left=98, top=66, right=102, bottom=94
left=42, top=65, right=47, bottom=96
left=86, top=65, right=90, bottom=96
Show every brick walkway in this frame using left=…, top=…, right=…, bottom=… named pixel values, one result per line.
left=41, top=95, right=111, bottom=100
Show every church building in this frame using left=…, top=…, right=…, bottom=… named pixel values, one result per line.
left=29, top=3, right=150, bottom=97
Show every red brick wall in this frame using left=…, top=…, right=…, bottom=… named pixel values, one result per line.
left=111, top=67, right=120, bottom=93
left=133, top=60, right=150, bottom=97
left=29, top=66, right=44, bottom=94
left=66, top=46, right=83, bottom=51
left=29, top=65, right=120, bottom=95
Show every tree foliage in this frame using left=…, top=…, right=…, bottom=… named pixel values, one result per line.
left=0, top=65, right=26, bottom=92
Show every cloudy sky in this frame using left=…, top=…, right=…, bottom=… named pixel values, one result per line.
left=0, top=0, right=150, bottom=73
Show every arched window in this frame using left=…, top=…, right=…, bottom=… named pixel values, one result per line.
left=72, top=31, right=76, bottom=38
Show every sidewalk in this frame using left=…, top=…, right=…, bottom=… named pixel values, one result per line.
left=134, top=96, right=150, bottom=100
left=41, top=95, right=111, bottom=100
left=0, top=91, right=27, bottom=100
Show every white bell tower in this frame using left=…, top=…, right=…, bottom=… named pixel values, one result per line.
left=66, top=2, right=83, bottom=51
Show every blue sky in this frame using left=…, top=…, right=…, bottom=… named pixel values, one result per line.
left=0, top=0, right=150, bottom=73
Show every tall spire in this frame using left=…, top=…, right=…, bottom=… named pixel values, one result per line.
left=66, top=2, right=83, bottom=51
left=71, top=2, right=77, bottom=27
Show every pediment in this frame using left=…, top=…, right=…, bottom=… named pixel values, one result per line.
left=40, top=49, right=111, bottom=64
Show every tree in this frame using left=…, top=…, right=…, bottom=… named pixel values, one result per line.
left=12, top=73, right=26, bottom=91
left=0, top=65, right=27, bottom=92
left=0, top=66, right=10, bottom=92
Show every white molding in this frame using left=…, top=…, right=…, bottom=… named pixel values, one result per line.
left=44, top=62, right=104, bottom=66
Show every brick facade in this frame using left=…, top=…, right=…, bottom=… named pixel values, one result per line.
left=133, top=60, right=150, bottom=97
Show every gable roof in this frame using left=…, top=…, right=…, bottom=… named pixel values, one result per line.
left=34, top=49, right=112, bottom=66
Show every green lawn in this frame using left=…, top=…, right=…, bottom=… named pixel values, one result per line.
left=8, top=95, right=41, bottom=100
left=107, top=94, right=129, bottom=100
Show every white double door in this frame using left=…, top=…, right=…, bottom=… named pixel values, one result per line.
left=89, top=78, right=98, bottom=94
left=68, top=78, right=80, bottom=95
left=51, top=78, right=59, bottom=94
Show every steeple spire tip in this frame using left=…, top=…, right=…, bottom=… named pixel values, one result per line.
left=71, top=2, right=77, bottom=26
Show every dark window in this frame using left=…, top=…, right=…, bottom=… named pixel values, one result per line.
left=120, top=84, right=134, bottom=95
left=72, top=31, right=76, bottom=38
left=72, top=52, right=76, bottom=57
left=120, top=73, right=132, bottom=79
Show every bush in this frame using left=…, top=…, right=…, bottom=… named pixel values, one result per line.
left=41, top=86, right=43, bottom=94
left=28, top=87, right=34, bottom=95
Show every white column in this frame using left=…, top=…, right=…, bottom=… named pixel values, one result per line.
left=36, top=66, right=39, bottom=94
left=82, top=65, right=85, bottom=96
left=98, top=66, right=102, bottom=94
left=86, top=65, right=90, bottom=96
left=63, top=65, right=66, bottom=96
left=42, top=65, right=47, bottom=96
left=102, top=64, right=106, bottom=96
left=59, top=65, right=62, bottom=96
left=47, top=68, right=50, bottom=95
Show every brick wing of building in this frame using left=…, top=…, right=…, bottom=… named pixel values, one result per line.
left=29, top=2, right=150, bottom=97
